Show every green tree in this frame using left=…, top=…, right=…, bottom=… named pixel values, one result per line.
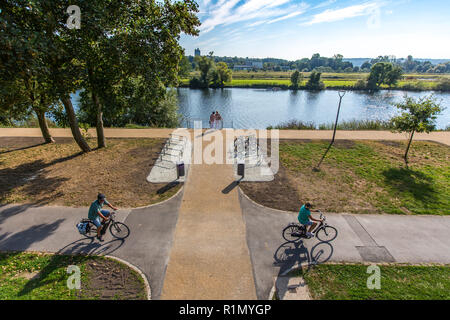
left=306, top=71, right=324, bottom=90
left=0, top=3, right=57, bottom=143
left=0, top=0, right=91, bottom=152
left=385, top=65, right=403, bottom=87
left=65, top=0, right=199, bottom=148
left=390, top=95, right=443, bottom=165
left=367, top=62, right=403, bottom=89
left=211, top=62, right=232, bottom=88
left=290, top=71, right=303, bottom=89
left=179, top=55, right=193, bottom=78
left=194, top=55, right=215, bottom=87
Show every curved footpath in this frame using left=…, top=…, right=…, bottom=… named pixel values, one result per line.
left=239, top=189, right=450, bottom=299
left=0, top=189, right=184, bottom=300
left=1, top=128, right=449, bottom=146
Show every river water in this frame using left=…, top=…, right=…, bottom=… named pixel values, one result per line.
left=176, top=88, right=450, bottom=130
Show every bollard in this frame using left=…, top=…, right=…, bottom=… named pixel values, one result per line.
left=176, top=161, right=185, bottom=179
left=238, top=162, right=245, bottom=177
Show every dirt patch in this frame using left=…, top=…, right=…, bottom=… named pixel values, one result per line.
left=0, top=137, right=73, bottom=150
left=332, top=140, right=356, bottom=149
left=240, top=162, right=301, bottom=212
left=78, top=258, right=146, bottom=300
left=377, top=140, right=403, bottom=148
left=0, top=137, right=181, bottom=207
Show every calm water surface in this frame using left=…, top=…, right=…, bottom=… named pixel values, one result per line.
left=177, top=88, right=450, bottom=129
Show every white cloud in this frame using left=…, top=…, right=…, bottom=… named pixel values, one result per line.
left=312, top=0, right=337, bottom=10
left=267, top=10, right=306, bottom=24
left=199, top=0, right=308, bottom=33
left=304, top=2, right=383, bottom=26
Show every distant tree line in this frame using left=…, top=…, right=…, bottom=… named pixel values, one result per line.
left=361, top=55, right=450, bottom=74
left=183, top=53, right=450, bottom=74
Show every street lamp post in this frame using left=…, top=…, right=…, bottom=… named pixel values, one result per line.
left=314, top=90, right=346, bottom=171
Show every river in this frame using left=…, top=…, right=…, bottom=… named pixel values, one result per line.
left=176, top=88, right=450, bottom=130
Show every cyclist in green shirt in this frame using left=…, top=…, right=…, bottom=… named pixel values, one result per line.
left=298, top=202, right=322, bottom=238
left=88, top=193, right=118, bottom=242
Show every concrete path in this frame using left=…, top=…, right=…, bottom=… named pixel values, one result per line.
left=0, top=189, right=184, bottom=300
left=239, top=190, right=450, bottom=300
left=1, top=128, right=449, bottom=146
left=161, top=132, right=257, bottom=300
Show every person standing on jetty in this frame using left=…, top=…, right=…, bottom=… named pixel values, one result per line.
left=215, top=111, right=223, bottom=129
left=209, top=111, right=216, bottom=129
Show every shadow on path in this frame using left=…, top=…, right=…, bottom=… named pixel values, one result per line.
left=273, top=240, right=334, bottom=276
left=222, top=178, right=242, bottom=194
left=0, top=219, right=65, bottom=255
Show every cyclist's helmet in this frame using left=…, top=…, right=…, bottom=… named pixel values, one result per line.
left=98, top=193, right=106, bottom=201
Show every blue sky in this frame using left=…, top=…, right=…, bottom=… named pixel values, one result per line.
left=180, top=0, right=450, bottom=60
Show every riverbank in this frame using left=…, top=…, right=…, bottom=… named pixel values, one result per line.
left=180, top=71, right=450, bottom=91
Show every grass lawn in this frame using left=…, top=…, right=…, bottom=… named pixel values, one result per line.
left=0, top=137, right=180, bottom=207
left=241, top=140, right=449, bottom=215
left=0, top=251, right=146, bottom=300
left=293, top=264, right=450, bottom=300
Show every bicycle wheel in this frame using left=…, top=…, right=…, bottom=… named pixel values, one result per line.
left=282, top=224, right=302, bottom=242
left=110, top=222, right=130, bottom=239
left=85, top=221, right=98, bottom=239
left=315, top=226, right=338, bottom=242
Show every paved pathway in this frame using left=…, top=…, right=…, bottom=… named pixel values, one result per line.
left=1, top=128, right=449, bottom=146
left=0, top=190, right=183, bottom=300
left=161, top=131, right=257, bottom=300
left=239, top=190, right=450, bottom=300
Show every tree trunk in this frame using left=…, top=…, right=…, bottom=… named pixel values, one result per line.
left=34, top=107, right=55, bottom=144
left=61, top=96, right=91, bottom=153
left=92, top=91, right=106, bottom=148
left=404, top=130, right=415, bottom=165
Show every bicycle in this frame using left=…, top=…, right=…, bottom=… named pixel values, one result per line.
left=80, top=211, right=130, bottom=240
left=282, top=211, right=338, bottom=242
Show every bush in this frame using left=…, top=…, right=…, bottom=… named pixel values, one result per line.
left=269, top=120, right=316, bottom=130
left=436, top=78, right=450, bottom=91
left=189, top=77, right=208, bottom=88
left=400, top=81, right=426, bottom=91
left=269, top=119, right=395, bottom=130
left=353, top=79, right=367, bottom=89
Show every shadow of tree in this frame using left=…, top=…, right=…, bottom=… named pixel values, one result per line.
left=0, top=151, right=84, bottom=204
left=0, top=219, right=65, bottom=253
left=0, top=219, right=66, bottom=267
left=1, top=236, right=125, bottom=297
left=16, top=253, right=92, bottom=297
left=0, top=142, right=47, bottom=155
left=382, top=167, right=437, bottom=203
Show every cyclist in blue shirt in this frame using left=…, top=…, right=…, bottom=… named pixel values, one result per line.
left=298, top=202, right=322, bottom=238
left=88, top=193, right=118, bottom=242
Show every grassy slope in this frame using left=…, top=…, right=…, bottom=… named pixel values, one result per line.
left=297, top=264, right=450, bottom=300
left=280, top=140, right=449, bottom=215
